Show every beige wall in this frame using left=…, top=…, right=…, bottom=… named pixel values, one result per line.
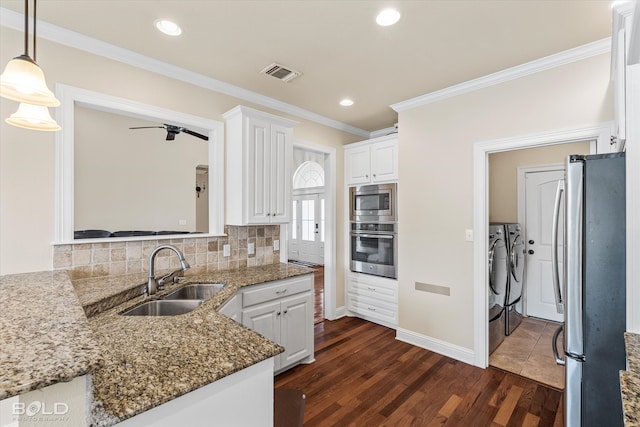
left=397, top=53, right=612, bottom=349
left=0, top=24, right=358, bottom=310
left=488, top=142, right=590, bottom=223
left=74, top=106, right=209, bottom=232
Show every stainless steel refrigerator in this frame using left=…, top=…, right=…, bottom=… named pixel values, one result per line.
left=551, top=152, right=626, bottom=427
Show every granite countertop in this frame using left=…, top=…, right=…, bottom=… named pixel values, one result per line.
left=79, top=263, right=313, bottom=425
left=621, top=332, right=640, bottom=427
left=0, top=271, right=103, bottom=399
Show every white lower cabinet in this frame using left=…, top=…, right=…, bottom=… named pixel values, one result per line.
left=241, top=275, right=314, bottom=373
left=346, top=273, right=398, bottom=329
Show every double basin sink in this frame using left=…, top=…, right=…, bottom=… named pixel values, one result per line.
left=122, top=283, right=224, bottom=317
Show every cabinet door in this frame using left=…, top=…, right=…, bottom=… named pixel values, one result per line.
left=269, top=123, right=292, bottom=223
left=346, top=146, right=371, bottom=185
left=246, top=115, right=272, bottom=224
left=371, top=139, right=398, bottom=182
left=279, top=292, right=313, bottom=369
left=242, top=300, right=282, bottom=356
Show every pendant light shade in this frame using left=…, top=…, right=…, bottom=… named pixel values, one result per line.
left=0, top=54, right=60, bottom=107
left=0, top=55, right=60, bottom=107
left=6, top=102, right=60, bottom=131
left=1, top=0, right=61, bottom=131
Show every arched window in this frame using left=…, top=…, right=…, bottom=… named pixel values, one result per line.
left=293, top=161, right=325, bottom=189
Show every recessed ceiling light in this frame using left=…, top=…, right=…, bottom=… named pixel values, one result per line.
left=376, top=8, right=401, bottom=26
left=155, top=19, right=182, bottom=36
left=340, top=99, right=354, bottom=107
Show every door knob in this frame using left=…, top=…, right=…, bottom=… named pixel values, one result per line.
left=528, top=240, right=535, bottom=244
left=528, top=250, right=535, bottom=255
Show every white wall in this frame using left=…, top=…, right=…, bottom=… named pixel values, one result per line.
left=397, top=53, right=612, bottom=349
left=0, top=26, right=358, bottom=288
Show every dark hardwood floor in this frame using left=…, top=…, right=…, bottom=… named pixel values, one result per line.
left=275, top=317, right=563, bottom=426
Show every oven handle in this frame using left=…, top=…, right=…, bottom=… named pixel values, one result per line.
left=351, top=233, right=395, bottom=239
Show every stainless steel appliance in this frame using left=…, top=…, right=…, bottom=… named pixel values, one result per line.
left=488, top=223, right=508, bottom=354
left=552, top=153, right=626, bottom=427
left=349, top=183, right=397, bottom=222
left=350, top=222, right=397, bottom=279
left=504, top=223, right=525, bottom=336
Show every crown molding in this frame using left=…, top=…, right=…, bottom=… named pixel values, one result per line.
left=0, top=7, right=371, bottom=138
left=391, top=38, right=612, bottom=113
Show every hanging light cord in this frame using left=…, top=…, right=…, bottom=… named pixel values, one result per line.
left=23, top=0, right=29, bottom=57
left=33, top=0, right=36, bottom=62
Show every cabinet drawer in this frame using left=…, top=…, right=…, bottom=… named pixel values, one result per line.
left=347, top=278, right=397, bottom=302
left=347, top=294, right=397, bottom=324
left=243, top=276, right=312, bottom=307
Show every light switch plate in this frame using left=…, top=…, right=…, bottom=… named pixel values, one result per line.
left=248, top=242, right=255, bottom=255
left=465, top=229, right=474, bottom=242
left=223, top=244, right=230, bottom=257
left=273, top=240, right=280, bottom=251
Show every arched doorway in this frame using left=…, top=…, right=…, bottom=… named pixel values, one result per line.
left=289, top=160, right=325, bottom=265
left=289, top=158, right=325, bottom=324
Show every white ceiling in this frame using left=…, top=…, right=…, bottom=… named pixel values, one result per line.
left=0, top=0, right=614, bottom=134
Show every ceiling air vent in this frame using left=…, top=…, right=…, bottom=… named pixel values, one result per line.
left=261, top=62, right=302, bottom=82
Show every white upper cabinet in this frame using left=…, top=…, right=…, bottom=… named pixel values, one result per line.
left=224, top=106, right=297, bottom=225
left=345, top=134, right=398, bottom=185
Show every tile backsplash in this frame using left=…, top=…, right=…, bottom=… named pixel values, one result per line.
left=53, top=225, right=281, bottom=279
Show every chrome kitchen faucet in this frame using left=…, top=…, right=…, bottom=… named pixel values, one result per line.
left=147, top=244, right=190, bottom=296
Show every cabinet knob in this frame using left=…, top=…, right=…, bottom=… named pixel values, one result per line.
left=277, top=311, right=281, bottom=316
left=528, top=240, right=535, bottom=245
left=365, top=174, right=369, bottom=178
left=283, top=310, right=288, bottom=314
left=528, top=250, right=535, bottom=255
left=373, top=173, right=376, bottom=177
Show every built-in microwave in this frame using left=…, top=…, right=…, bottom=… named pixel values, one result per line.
left=349, top=183, right=397, bottom=223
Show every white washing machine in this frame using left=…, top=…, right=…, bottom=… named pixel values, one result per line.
left=488, top=223, right=509, bottom=354
left=504, top=223, right=526, bottom=335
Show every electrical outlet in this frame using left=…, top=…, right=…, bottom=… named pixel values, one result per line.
left=248, top=242, right=255, bottom=255
left=223, top=244, right=230, bottom=257
left=273, top=240, right=280, bottom=251
left=178, top=219, right=187, bottom=225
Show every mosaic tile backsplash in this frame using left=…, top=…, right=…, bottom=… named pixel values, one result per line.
left=53, top=225, right=281, bottom=279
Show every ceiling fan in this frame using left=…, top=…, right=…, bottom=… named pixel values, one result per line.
left=129, top=124, right=209, bottom=141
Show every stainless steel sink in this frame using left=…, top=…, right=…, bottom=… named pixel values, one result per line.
left=162, top=283, right=225, bottom=300
left=121, top=300, right=203, bottom=316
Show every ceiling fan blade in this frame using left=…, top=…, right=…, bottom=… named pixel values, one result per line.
left=129, top=126, right=166, bottom=130
left=182, top=128, right=209, bottom=141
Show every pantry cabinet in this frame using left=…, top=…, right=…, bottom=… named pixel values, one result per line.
left=224, top=106, right=297, bottom=225
left=345, top=134, right=398, bottom=185
left=241, top=275, right=314, bottom=373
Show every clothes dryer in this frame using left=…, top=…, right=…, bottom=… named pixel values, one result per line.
left=505, top=223, right=526, bottom=335
left=488, top=223, right=509, bottom=354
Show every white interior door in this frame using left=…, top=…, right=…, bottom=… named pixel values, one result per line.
left=289, top=193, right=324, bottom=265
left=524, top=169, right=564, bottom=322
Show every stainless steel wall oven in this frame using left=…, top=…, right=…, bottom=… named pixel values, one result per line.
left=350, top=221, right=397, bottom=279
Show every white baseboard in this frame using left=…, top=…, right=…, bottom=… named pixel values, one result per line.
left=395, top=327, right=477, bottom=367
left=333, top=306, right=347, bottom=319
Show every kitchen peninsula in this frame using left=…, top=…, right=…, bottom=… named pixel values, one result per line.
left=0, top=263, right=313, bottom=426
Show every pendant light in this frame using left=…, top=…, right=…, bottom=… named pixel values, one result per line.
left=1, top=0, right=61, bottom=131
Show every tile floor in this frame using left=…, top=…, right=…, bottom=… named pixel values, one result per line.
left=490, top=316, right=565, bottom=390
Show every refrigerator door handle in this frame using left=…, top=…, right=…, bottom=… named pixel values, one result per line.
left=551, top=179, right=564, bottom=314
left=552, top=324, right=565, bottom=365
